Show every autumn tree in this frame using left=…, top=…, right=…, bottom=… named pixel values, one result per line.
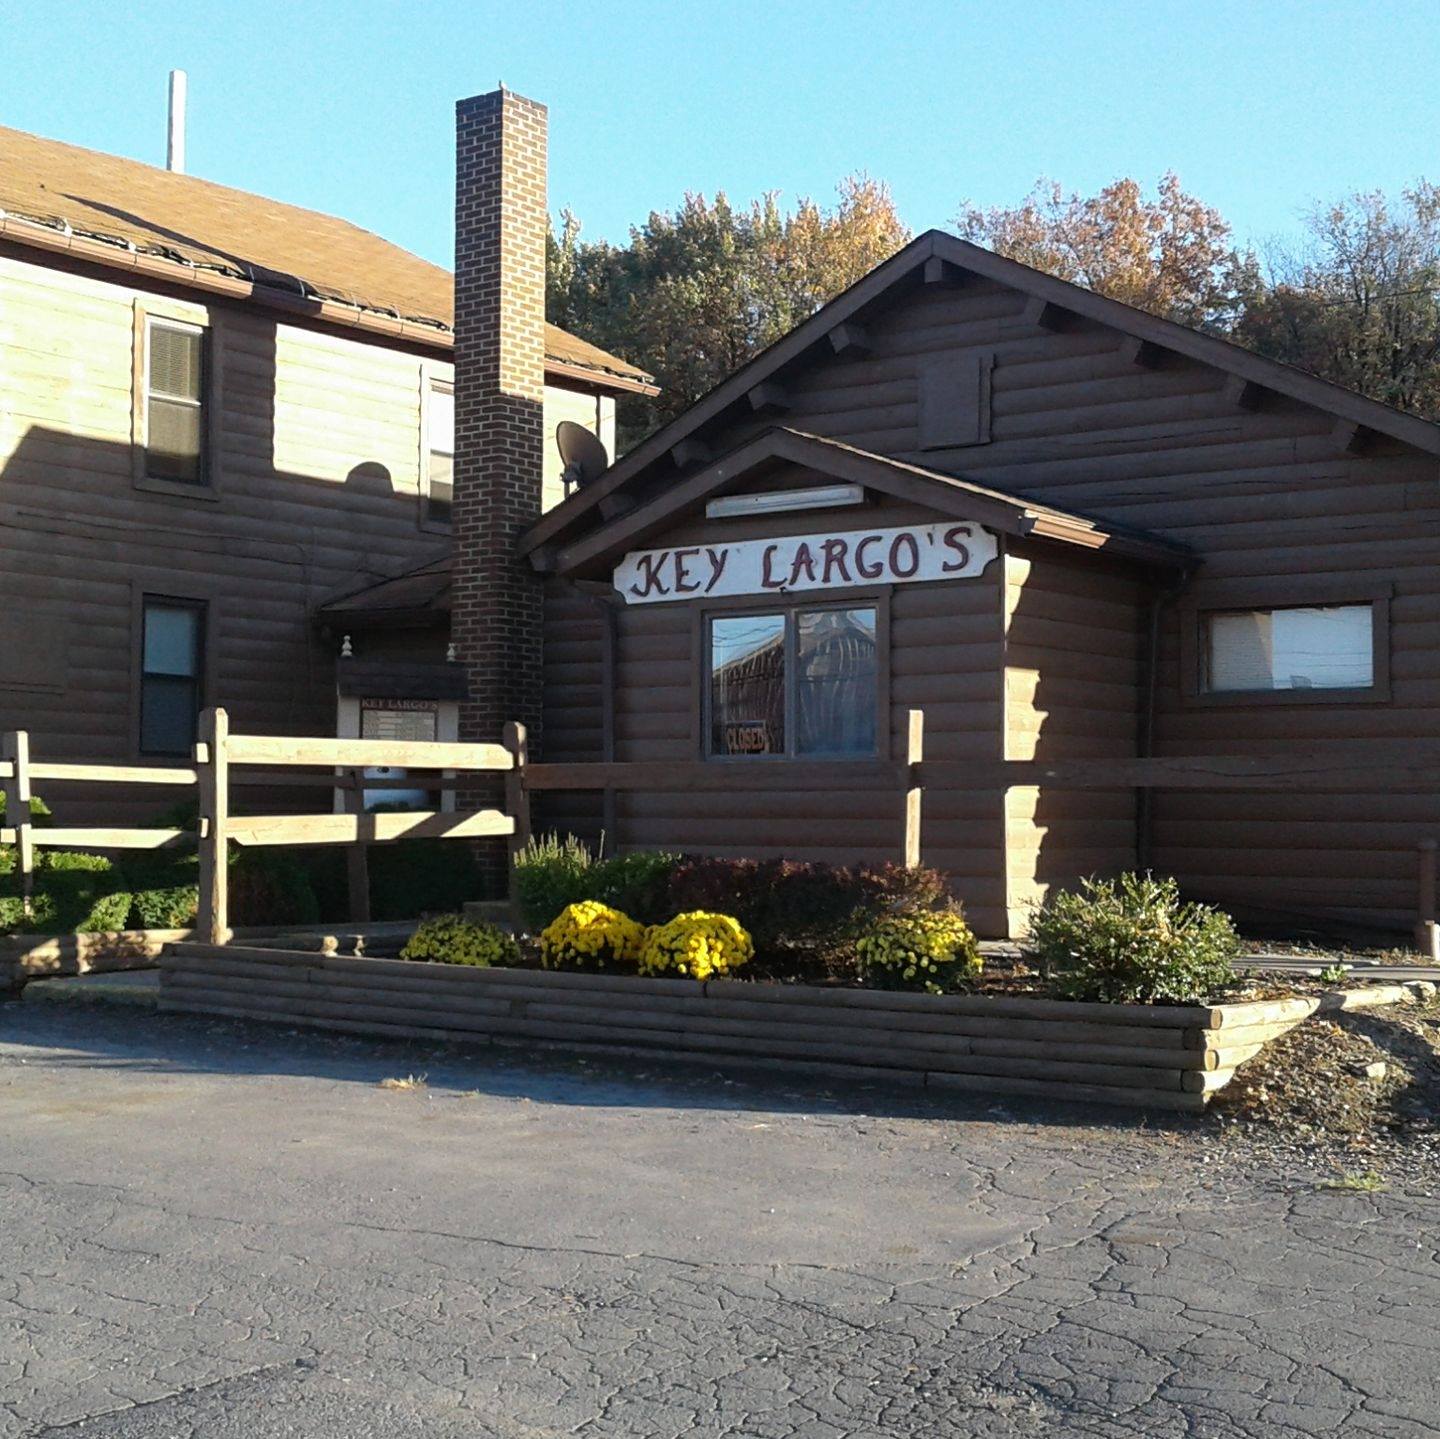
left=547, top=176, right=909, bottom=445
left=1232, top=183, right=1440, bottom=417
left=957, top=173, right=1241, bottom=329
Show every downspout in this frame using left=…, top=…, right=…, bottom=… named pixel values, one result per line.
left=1135, top=569, right=1192, bottom=873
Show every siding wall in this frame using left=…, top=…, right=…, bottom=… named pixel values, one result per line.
left=569, top=273, right=1440, bottom=931
left=0, top=249, right=602, bottom=824
left=540, top=476, right=1011, bottom=935
left=1002, top=543, right=1141, bottom=933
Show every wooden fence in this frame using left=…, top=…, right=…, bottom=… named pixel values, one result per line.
left=4, top=705, right=1439, bottom=951
left=1, top=707, right=529, bottom=946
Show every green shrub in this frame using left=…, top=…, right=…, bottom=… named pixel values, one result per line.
left=513, top=833, right=599, bottom=932
left=401, top=914, right=519, bottom=967
left=1028, top=872, right=1240, bottom=1005
left=589, top=849, right=679, bottom=925
left=0, top=850, right=133, bottom=935
left=130, top=882, right=200, bottom=930
left=229, top=848, right=321, bottom=928
left=857, top=909, right=981, bottom=994
left=0, top=792, right=52, bottom=823
left=664, top=857, right=952, bottom=975
left=367, top=838, right=481, bottom=921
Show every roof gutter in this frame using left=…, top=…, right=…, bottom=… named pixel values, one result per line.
left=0, top=212, right=653, bottom=395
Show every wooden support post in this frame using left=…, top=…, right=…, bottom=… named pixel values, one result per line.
left=2, top=731, right=34, bottom=919
left=1417, top=838, right=1437, bottom=953
left=503, top=722, right=531, bottom=924
left=903, top=709, right=924, bottom=868
left=196, top=708, right=231, bottom=946
left=344, top=767, right=371, bottom=925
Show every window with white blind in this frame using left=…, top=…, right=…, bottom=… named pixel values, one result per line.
left=424, top=383, right=454, bottom=528
left=1202, top=604, right=1374, bottom=693
left=145, top=318, right=207, bottom=485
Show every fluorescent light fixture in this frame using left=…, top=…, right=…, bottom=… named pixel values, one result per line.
left=706, top=484, right=865, bottom=519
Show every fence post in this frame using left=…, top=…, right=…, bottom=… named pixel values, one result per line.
left=2, top=731, right=34, bottom=919
left=503, top=721, right=530, bottom=921
left=903, top=708, right=924, bottom=869
left=196, top=707, right=231, bottom=946
left=1417, top=838, right=1437, bottom=956
left=344, top=767, right=371, bottom=925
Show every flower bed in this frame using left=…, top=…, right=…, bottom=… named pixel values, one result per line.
left=157, top=941, right=1346, bottom=1112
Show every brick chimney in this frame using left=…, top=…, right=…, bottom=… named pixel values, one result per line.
left=452, top=88, right=547, bottom=852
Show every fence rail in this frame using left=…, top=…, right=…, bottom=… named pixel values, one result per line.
left=6, top=706, right=1440, bottom=953
left=2, top=708, right=527, bottom=946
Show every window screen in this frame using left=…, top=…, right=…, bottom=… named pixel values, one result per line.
left=426, top=385, right=454, bottom=526
left=140, top=599, right=204, bottom=755
left=708, top=606, right=879, bottom=757
left=146, top=320, right=206, bottom=484
left=1203, top=604, right=1373, bottom=692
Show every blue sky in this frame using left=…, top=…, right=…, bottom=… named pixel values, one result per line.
left=5, top=0, right=1438, bottom=270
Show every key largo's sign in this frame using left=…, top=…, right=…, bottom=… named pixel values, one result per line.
left=613, top=522, right=998, bottom=605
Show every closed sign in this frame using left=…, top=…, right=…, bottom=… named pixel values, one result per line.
left=614, top=522, right=997, bottom=604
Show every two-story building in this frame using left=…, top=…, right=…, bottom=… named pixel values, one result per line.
left=0, top=120, right=653, bottom=819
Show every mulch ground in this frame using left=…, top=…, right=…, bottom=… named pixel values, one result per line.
left=1211, top=995, right=1440, bottom=1183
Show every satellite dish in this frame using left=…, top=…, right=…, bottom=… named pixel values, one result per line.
left=556, top=421, right=610, bottom=492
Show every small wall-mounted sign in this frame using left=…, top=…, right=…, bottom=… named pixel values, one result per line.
left=614, top=522, right=997, bottom=605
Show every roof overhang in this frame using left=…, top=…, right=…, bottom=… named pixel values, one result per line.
left=0, top=214, right=656, bottom=396
left=519, top=228, right=1440, bottom=560
left=539, top=427, right=1193, bottom=579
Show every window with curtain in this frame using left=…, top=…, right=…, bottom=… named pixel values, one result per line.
left=145, top=319, right=207, bottom=484
left=1203, top=604, right=1373, bottom=692
left=139, top=598, right=205, bottom=755
left=707, top=606, right=878, bottom=757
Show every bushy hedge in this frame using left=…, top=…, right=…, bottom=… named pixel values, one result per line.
left=401, top=914, right=518, bottom=967
left=856, top=910, right=981, bottom=994
left=513, top=836, right=677, bottom=932
left=1028, top=872, right=1240, bottom=1005
left=513, top=839, right=954, bottom=979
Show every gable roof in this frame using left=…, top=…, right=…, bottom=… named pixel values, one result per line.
left=0, top=123, right=656, bottom=395
left=549, top=427, right=1193, bottom=576
left=520, top=228, right=1440, bottom=555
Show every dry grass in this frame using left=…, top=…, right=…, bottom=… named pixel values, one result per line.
left=379, top=1073, right=428, bottom=1092
left=1318, top=1171, right=1387, bottom=1192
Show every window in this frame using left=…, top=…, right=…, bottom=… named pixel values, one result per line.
left=707, top=606, right=878, bottom=758
left=1203, top=604, right=1374, bottom=693
left=139, top=599, right=205, bottom=756
left=425, top=383, right=454, bottom=527
left=145, top=319, right=207, bottom=485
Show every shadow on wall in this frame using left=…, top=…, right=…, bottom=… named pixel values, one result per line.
left=0, top=313, right=446, bottom=825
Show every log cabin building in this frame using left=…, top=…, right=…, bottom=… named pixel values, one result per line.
left=339, top=90, right=1440, bottom=940
left=0, top=114, right=652, bottom=820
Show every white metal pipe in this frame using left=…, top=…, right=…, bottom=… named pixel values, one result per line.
left=167, top=70, right=187, bottom=174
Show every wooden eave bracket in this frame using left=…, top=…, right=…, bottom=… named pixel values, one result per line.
left=1022, top=295, right=1073, bottom=331
left=670, top=438, right=713, bottom=468
left=1222, top=373, right=1267, bottom=411
left=747, top=381, right=790, bottom=414
left=598, top=492, right=639, bottom=522
left=922, top=256, right=964, bottom=286
left=1331, top=418, right=1376, bottom=454
left=828, top=322, right=872, bottom=357
left=1119, top=335, right=1168, bottom=369
left=529, top=544, right=559, bottom=574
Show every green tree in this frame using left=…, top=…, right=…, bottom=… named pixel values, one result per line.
left=1232, top=184, right=1440, bottom=417
left=957, top=172, right=1241, bottom=329
left=548, top=176, right=909, bottom=446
